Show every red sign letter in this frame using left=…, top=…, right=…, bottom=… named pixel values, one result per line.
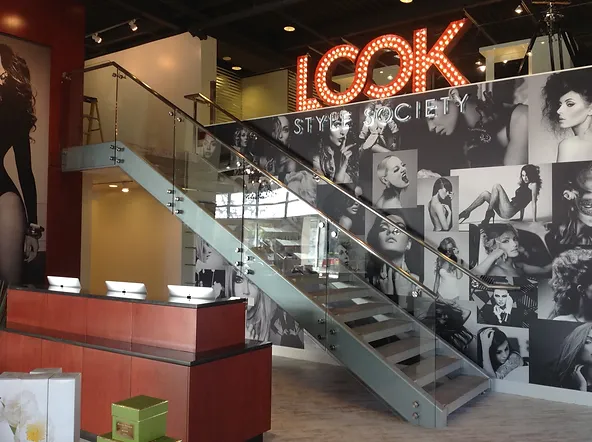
left=314, top=44, right=367, bottom=107
left=359, top=35, right=414, bottom=100
left=296, top=55, right=322, bottom=111
left=413, top=19, right=469, bottom=93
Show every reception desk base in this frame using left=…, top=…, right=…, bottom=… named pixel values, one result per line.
left=1, top=287, right=272, bottom=441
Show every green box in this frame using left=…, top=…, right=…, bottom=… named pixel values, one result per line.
left=98, top=433, right=181, bottom=442
left=111, top=395, right=168, bottom=442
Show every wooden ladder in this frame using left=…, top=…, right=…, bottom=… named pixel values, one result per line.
left=83, top=95, right=104, bottom=145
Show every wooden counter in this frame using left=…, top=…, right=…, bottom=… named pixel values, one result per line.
left=0, top=287, right=272, bottom=441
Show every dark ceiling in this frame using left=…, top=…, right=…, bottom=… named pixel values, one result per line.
left=84, top=0, right=592, bottom=83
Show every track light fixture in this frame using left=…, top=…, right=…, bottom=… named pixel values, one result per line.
left=92, top=33, right=102, bottom=44
left=515, top=4, right=524, bottom=14
left=129, top=20, right=138, bottom=32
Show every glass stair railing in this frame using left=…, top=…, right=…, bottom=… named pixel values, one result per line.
left=61, top=62, right=499, bottom=428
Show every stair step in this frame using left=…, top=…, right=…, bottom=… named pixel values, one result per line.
left=401, top=356, right=462, bottom=387
left=353, top=318, right=414, bottom=342
left=259, top=226, right=299, bottom=236
left=329, top=302, right=392, bottom=322
left=275, top=239, right=301, bottom=247
left=377, top=337, right=436, bottom=364
left=425, top=375, right=490, bottom=414
left=310, top=287, right=369, bottom=303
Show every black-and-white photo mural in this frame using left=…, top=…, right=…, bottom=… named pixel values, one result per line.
left=203, top=65, right=592, bottom=398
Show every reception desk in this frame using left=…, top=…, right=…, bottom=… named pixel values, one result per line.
left=0, top=287, right=272, bottom=441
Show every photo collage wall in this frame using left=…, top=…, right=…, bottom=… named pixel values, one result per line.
left=202, top=65, right=592, bottom=394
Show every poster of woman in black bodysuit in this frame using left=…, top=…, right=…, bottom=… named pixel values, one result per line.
left=0, top=36, right=49, bottom=285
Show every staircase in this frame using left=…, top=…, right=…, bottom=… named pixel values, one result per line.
left=61, top=62, right=506, bottom=428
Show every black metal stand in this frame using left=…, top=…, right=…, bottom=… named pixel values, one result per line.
left=517, top=1, right=578, bottom=75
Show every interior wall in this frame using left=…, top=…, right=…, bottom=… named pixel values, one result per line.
left=0, top=1, right=86, bottom=279
left=88, top=184, right=182, bottom=300
left=84, top=33, right=216, bottom=154
left=242, top=70, right=289, bottom=119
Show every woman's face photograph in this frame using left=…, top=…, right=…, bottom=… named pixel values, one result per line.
left=381, top=156, right=409, bottom=189
left=377, top=215, right=409, bottom=254
left=274, top=116, right=290, bottom=145
left=233, top=273, right=260, bottom=310
left=578, top=330, right=592, bottom=365
left=427, top=99, right=460, bottom=136
left=521, top=169, right=530, bottom=184
left=495, top=339, right=510, bottom=365
left=495, top=230, right=520, bottom=258
left=336, top=244, right=350, bottom=267
left=437, top=185, right=451, bottom=201
left=493, top=289, right=509, bottom=307
left=239, top=129, right=249, bottom=148
left=576, top=190, right=592, bottom=221
left=203, top=135, right=218, bottom=159
left=557, top=91, right=592, bottom=129
left=0, top=56, right=6, bottom=85
left=329, top=117, right=350, bottom=147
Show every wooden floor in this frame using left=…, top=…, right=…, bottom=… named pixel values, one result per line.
left=267, top=356, right=592, bottom=442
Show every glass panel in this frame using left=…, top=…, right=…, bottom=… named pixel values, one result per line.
left=115, top=67, right=176, bottom=183
left=63, top=65, right=119, bottom=148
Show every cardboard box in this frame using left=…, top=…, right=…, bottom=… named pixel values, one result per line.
left=0, top=371, right=81, bottom=442
left=112, top=396, right=168, bottom=442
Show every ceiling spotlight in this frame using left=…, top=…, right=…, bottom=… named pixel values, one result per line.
left=222, top=56, right=232, bottom=61
left=129, top=20, right=138, bottom=32
left=284, top=25, right=296, bottom=32
left=122, top=188, right=130, bottom=193
left=515, top=4, right=523, bottom=14
left=109, top=184, right=118, bottom=188
left=379, top=70, right=384, bottom=74
left=475, top=60, right=483, bottom=66
left=92, top=33, right=102, bottom=44
left=527, top=51, right=532, bottom=57
left=478, top=65, right=486, bottom=72
left=503, top=59, right=508, bottom=64
left=541, top=40, right=545, bottom=45
left=387, top=74, right=394, bottom=80
left=231, top=66, right=242, bottom=71
left=400, top=0, right=413, bottom=3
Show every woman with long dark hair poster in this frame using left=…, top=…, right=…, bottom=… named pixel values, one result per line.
left=0, top=39, right=48, bottom=285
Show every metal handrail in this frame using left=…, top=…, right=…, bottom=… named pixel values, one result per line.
left=196, top=93, right=520, bottom=292
left=68, top=61, right=519, bottom=292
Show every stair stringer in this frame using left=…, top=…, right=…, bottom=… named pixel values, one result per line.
left=64, top=142, right=478, bottom=428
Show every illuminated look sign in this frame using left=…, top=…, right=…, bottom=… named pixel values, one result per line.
left=296, top=19, right=470, bottom=111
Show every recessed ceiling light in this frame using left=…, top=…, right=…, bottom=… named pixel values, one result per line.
left=541, top=40, right=545, bottom=45
left=380, top=70, right=384, bottom=74
left=232, top=66, right=242, bottom=71
left=109, top=184, right=118, bottom=188
left=475, top=60, right=483, bottom=66
left=400, top=0, right=413, bottom=3
left=122, top=188, right=130, bottom=193
left=503, top=59, right=508, bottom=64
left=284, top=26, right=296, bottom=32
left=515, top=4, right=523, bottom=14
left=387, top=75, right=394, bottom=80
left=478, top=65, right=487, bottom=72
left=222, top=56, right=232, bottom=61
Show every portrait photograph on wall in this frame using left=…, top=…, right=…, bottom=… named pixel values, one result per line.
left=417, top=176, right=459, bottom=233
left=0, top=34, right=49, bottom=286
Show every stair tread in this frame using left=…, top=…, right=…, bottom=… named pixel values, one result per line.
left=426, top=375, right=489, bottom=408
left=401, top=355, right=460, bottom=382
left=377, top=336, right=435, bottom=359
left=310, top=287, right=365, bottom=297
left=330, top=302, right=389, bottom=316
left=353, top=318, right=412, bottom=336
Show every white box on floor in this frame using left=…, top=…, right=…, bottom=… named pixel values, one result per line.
left=0, top=371, right=81, bottom=442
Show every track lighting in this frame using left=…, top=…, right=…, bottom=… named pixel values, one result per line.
left=129, top=20, right=138, bottom=32
left=92, top=33, right=102, bottom=44
left=515, top=4, right=523, bottom=14
left=478, top=65, right=486, bottom=72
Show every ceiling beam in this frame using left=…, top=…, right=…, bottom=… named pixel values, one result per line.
left=191, top=0, right=309, bottom=32
left=105, top=0, right=182, bottom=31
left=464, top=9, right=496, bottom=45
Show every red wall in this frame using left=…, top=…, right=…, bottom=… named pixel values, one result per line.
left=0, top=1, right=85, bottom=278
